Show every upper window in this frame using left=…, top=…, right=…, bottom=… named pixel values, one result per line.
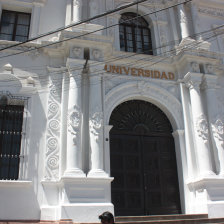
left=0, top=96, right=24, bottom=180
left=0, top=10, right=31, bottom=42
left=119, top=12, right=153, bottom=55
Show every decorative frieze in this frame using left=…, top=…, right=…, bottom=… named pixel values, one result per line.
left=44, top=77, right=62, bottom=180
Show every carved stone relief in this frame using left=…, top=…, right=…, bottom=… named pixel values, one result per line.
left=44, top=76, right=62, bottom=180
left=68, top=105, right=81, bottom=145
left=212, top=117, right=224, bottom=144
left=71, top=47, right=83, bottom=59
left=191, top=62, right=200, bottom=73
left=195, top=114, right=209, bottom=142
left=89, top=109, right=103, bottom=142
left=91, top=49, right=103, bottom=61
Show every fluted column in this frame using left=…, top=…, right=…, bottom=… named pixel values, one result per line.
left=190, top=2, right=201, bottom=40
left=204, top=74, right=224, bottom=176
left=72, top=0, right=82, bottom=23
left=177, top=3, right=189, bottom=40
left=88, top=68, right=108, bottom=177
left=64, top=70, right=85, bottom=177
left=184, top=73, right=214, bottom=177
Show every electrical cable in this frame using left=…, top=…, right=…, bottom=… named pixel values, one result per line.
left=0, top=0, right=193, bottom=59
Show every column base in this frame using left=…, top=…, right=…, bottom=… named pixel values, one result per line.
left=199, top=170, right=216, bottom=178
left=87, top=169, right=109, bottom=177
left=64, top=168, right=86, bottom=177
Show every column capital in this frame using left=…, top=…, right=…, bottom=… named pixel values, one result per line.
left=183, top=72, right=203, bottom=90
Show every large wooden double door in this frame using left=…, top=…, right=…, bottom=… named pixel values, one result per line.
left=109, top=100, right=181, bottom=216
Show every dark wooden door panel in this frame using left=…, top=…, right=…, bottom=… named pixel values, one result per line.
left=110, top=134, right=145, bottom=216
left=109, top=100, right=181, bottom=216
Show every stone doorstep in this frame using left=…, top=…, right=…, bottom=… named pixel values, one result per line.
left=115, top=214, right=209, bottom=222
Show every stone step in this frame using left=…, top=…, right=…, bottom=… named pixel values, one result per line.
left=115, top=214, right=209, bottom=222
left=115, top=216, right=224, bottom=224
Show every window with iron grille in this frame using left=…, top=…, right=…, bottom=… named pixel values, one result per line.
left=119, top=12, right=153, bottom=55
left=0, top=104, right=24, bottom=180
left=0, top=10, right=31, bottom=42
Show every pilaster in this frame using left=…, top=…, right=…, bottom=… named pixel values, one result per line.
left=184, top=72, right=214, bottom=178
left=64, top=69, right=85, bottom=177
left=88, top=65, right=108, bottom=177
left=203, top=74, right=224, bottom=176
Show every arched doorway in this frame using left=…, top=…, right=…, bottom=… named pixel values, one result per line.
left=109, top=100, right=181, bottom=216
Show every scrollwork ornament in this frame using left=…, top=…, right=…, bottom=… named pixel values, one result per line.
left=49, top=102, right=59, bottom=114
left=68, top=105, right=81, bottom=145
left=195, top=114, right=209, bottom=142
left=90, top=110, right=103, bottom=142
left=47, top=137, right=58, bottom=151
left=45, top=77, right=62, bottom=181
left=47, top=155, right=59, bottom=169
left=212, top=118, right=224, bottom=144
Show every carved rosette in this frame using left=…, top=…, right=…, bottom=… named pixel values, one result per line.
left=212, top=117, right=224, bottom=145
left=195, top=114, right=209, bottom=142
left=89, top=110, right=103, bottom=142
left=45, top=80, right=62, bottom=181
left=68, top=105, right=81, bottom=145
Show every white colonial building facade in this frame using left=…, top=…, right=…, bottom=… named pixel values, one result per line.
left=0, top=0, right=224, bottom=223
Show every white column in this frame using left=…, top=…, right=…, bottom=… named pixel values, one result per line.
left=190, top=2, right=201, bottom=40
left=64, top=70, right=85, bottom=177
left=204, top=74, right=224, bottom=176
left=72, top=0, right=82, bottom=23
left=184, top=73, right=214, bottom=177
left=179, top=82, right=196, bottom=179
left=88, top=69, right=108, bottom=177
left=177, top=3, right=189, bottom=40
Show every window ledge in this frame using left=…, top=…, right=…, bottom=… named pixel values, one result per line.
left=0, top=180, right=32, bottom=187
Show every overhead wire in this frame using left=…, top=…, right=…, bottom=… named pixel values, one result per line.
left=0, top=0, right=193, bottom=60
left=0, top=0, right=151, bottom=52
left=0, top=0, right=223, bottom=92
left=2, top=27, right=224, bottom=92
